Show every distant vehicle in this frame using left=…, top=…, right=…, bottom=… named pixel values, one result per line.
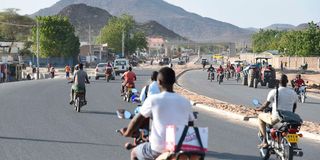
left=178, top=59, right=186, bottom=65
left=95, top=63, right=115, bottom=80
left=201, top=58, right=209, bottom=65
left=159, top=57, right=170, bottom=66
left=114, top=59, right=129, bottom=76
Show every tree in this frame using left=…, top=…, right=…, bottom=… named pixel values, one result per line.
left=97, top=14, right=147, bottom=56
left=0, top=9, right=35, bottom=54
left=252, top=29, right=282, bottom=53
left=31, top=16, right=80, bottom=58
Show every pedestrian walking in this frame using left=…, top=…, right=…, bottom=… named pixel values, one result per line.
left=65, top=64, right=71, bottom=79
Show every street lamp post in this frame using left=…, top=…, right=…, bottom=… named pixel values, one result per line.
left=36, top=20, right=40, bottom=80
left=122, top=30, right=125, bottom=58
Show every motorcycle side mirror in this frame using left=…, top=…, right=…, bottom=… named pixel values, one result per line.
left=116, top=109, right=132, bottom=119
left=252, top=99, right=260, bottom=106
left=132, top=88, right=138, bottom=93
left=124, top=111, right=132, bottom=119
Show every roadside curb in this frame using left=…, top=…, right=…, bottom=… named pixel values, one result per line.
left=190, top=100, right=320, bottom=142
left=176, top=69, right=320, bottom=142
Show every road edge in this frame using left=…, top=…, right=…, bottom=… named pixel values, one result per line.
left=176, top=69, right=320, bottom=142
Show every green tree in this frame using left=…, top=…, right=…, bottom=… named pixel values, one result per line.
left=31, top=16, right=80, bottom=58
left=278, top=22, right=320, bottom=56
left=252, top=29, right=282, bottom=53
left=0, top=9, right=35, bottom=54
left=97, top=14, right=147, bottom=56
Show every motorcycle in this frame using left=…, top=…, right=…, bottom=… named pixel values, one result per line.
left=116, top=108, right=204, bottom=160
left=69, top=81, right=89, bottom=112
left=252, top=99, right=303, bottom=160
left=235, top=72, right=241, bottom=83
left=208, top=71, right=215, bottom=82
left=217, top=73, right=224, bottom=85
left=225, top=70, right=231, bottom=80
left=123, top=87, right=138, bottom=102
left=297, top=86, right=307, bottom=103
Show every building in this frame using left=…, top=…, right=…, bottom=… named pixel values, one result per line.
left=147, top=36, right=165, bottom=50
left=79, top=43, right=110, bottom=63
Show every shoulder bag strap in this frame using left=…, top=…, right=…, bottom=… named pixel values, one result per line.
left=145, top=85, right=149, bottom=99
left=194, top=127, right=204, bottom=149
left=176, top=126, right=189, bottom=152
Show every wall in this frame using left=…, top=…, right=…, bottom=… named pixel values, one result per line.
left=229, top=53, right=320, bottom=71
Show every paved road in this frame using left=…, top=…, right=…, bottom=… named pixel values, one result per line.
left=179, top=70, right=320, bottom=123
left=0, top=69, right=319, bottom=160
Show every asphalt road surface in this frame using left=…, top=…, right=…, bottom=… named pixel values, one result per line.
left=0, top=69, right=319, bottom=160
left=179, top=69, right=320, bottom=123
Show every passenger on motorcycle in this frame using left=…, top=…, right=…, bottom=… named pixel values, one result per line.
left=291, top=74, right=305, bottom=94
left=69, top=63, right=90, bottom=105
left=255, top=74, right=298, bottom=148
left=236, top=64, right=241, bottom=73
left=140, top=71, right=160, bottom=103
left=121, top=67, right=137, bottom=95
left=207, top=65, right=215, bottom=79
left=120, top=67, right=195, bottom=160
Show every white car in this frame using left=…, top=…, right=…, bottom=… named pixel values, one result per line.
left=95, top=63, right=115, bottom=80
left=114, top=59, right=129, bottom=76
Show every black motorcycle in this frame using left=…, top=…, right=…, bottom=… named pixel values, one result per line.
left=252, top=99, right=303, bottom=160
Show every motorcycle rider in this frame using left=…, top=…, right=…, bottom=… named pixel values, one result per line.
left=69, top=63, right=90, bottom=105
left=291, top=74, right=306, bottom=94
left=121, top=67, right=137, bottom=95
left=139, top=71, right=160, bottom=102
left=216, top=65, right=224, bottom=80
left=255, top=74, right=298, bottom=148
left=120, top=67, right=195, bottom=160
left=207, top=65, right=215, bottom=80
left=105, top=62, right=113, bottom=79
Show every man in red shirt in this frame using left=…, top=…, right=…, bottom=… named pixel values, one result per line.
left=121, top=67, right=137, bottom=95
left=292, top=74, right=305, bottom=94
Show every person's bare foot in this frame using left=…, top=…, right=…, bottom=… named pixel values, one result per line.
left=257, top=143, right=269, bottom=148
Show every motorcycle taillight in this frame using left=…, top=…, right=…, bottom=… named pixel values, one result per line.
left=288, top=128, right=299, bottom=134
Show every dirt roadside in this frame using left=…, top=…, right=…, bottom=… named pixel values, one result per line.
left=141, top=62, right=320, bottom=137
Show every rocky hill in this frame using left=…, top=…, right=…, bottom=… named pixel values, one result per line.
left=135, top=20, right=186, bottom=40
left=32, top=0, right=253, bottom=42
left=57, top=4, right=113, bottom=42
left=57, top=4, right=184, bottom=42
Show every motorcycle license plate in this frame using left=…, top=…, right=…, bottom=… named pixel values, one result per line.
left=286, top=134, right=299, bottom=143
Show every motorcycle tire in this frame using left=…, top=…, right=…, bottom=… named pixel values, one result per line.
left=282, top=138, right=294, bottom=160
left=254, top=78, right=258, bottom=88
left=301, top=94, right=305, bottom=103
left=75, top=97, right=81, bottom=112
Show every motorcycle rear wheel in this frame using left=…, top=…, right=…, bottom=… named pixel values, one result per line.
left=282, top=138, right=294, bottom=160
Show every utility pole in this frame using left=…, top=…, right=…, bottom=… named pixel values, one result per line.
left=36, top=20, right=40, bottom=80
left=88, top=24, right=92, bottom=63
left=122, top=30, right=125, bottom=58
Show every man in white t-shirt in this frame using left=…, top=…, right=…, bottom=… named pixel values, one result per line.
left=139, top=71, right=161, bottom=102
left=255, top=74, right=298, bottom=148
left=121, top=67, right=194, bottom=160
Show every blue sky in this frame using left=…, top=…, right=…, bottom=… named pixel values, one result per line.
left=1, top=0, right=319, bottom=28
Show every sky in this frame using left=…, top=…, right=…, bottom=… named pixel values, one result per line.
left=1, top=0, right=319, bottom=28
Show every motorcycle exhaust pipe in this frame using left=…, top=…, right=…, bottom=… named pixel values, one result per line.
left=293, top=150, right=303, bottom=157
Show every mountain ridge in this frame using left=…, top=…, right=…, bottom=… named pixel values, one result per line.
left=57, top=3, right=185, bottom=42
left=31, top=0, right=253, bottom=42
